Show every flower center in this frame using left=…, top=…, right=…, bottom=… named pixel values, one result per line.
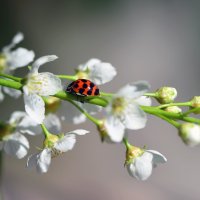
left=26, top=74, right=45, bottom=94
left=51, top=148, right=63, bottom=158
left=112, top=97, right=127, bottom=116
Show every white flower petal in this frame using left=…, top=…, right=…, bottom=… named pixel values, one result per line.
left=31, top=55, right=58, bottom=74
left=67, top=129, right=90, bottom=135
left=12, top=32, right=24, bottom=44
left=44, top=114, right=61, bottom=134
left=2, top=32, right=24, bottom=52
left=78, top=58, right=101, bottom=70
left=116, top=81, right=150, bottom=99
left=135, top=96, right=152, bottom=106
left=24, top=93, right=45, bottom=124
left=9, top=111, right=27, bottom=124
left=27, top=149, right=51, bottom=173
left=4, top=132, right=29, bottom=159
left=6, top=48, right=35, bottom=70
left=29, top=72, right=62, bottom=96
left=3, top=87, right=21, bottom=98
left=147, top=150, right=167, bottom=165
left=105, top=116, right=125, bottom=142
left=20, top=129, right=38, bottom=136
left=73, top=114, right=87, bottom=124
left=123, top=103, right=147, bottom=130
left=37, top=148, right=51, bottom=173
left=88, top=61, right=117, bottom=85
left=82, top=103, right=102, bottom=114
left=128, top=152, right=153, bottom=181
left=54, top=134, right=76, bottom=152
left=27, top=153, right=38, bottom=169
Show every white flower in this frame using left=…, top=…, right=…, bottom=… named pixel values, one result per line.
left=0, top=132, right=29, bottom=159
left=77, top=58, right=117, bottom=85
left=1, top=32, right=35, bottom=72
left=0, top=111, right=39, bottom=159
left=23, top=55, right=62, bottom=124
left=27, top=129, right=89, bottom=173
left=179, top=123, right=200, bottom=147
left=104, top=81, right=151, bottom=142
left=0, top=33, right=35, bottom=101
left=127, top=150, right=167, bottom=181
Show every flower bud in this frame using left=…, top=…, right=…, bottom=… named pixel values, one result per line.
left=190, top=96, right=200, bottom=114
left=179, top=123, right=200, bottom=147
left=164, top=106, right=182, bottom=114
left=155, top=87, right=177, bottom=104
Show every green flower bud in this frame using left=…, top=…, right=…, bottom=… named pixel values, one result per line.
left=164, top=106, right=182, bottom=114
left=155, top=87, right=177, bottom=104
left=179, top=123, right=200, bottom=147
left=190, top=96, right=200, bottom=114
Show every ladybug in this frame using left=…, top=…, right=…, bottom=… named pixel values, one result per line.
left=66, top=79, right=100, bottom=97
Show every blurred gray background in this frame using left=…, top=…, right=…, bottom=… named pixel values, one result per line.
left=1, top=0, right=200, bottom=199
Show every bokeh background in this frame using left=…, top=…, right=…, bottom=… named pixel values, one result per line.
left=1, top=0, right=200, bottom=199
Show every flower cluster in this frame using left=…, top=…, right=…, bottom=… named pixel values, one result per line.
left=0, top=33, right=200, bottom=181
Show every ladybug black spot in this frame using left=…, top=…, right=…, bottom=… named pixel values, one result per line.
left=79, top=88, right=85, bottom=94
left=90, top=82, right=94, bottom=88
left=83, top=83, right=88, bottom=88
left=74, top=83, right=79, bottom=88
left=87, top=90, right=92, bottom=95
left=80, top=79, right=87, bottom=82
left=94, top=88, right=99, bottom=95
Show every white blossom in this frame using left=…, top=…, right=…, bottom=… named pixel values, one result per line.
left=127, top=150, right=167, bottom=181
left=77, top=58, right=117, bottom=85
left=27, top=129, right=89, bottom=173
left=104, top=81, right=151, bottom=142
left=0, top=32, right=35, bottom=101
left=2, top=32, right=35, bottom=71
left=0, top=111, right=39, bottom=159
left=23, top=55, right=62, bottom=124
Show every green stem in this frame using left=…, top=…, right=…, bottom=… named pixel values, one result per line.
left=100, top=92, right=113, bottom=97
left=0, top=76, right=199, bottom=126
left=182, top=107, right=200, bottom=116
left=40, top=124, right=50, bottom=138
left=57, top=75, right=77, bottom=81
left=157, top=102, right=191, bottom=109
left=141, top=106, right=200, bottom=124
left=0, top=78, right=22, bottom=90
left=144, top=92, right=157, bottom=97
left=67, top=99, right=101, bottom=125
left=155, top=113, right=180, bottom=128
left=123, top=137, right=132, bottom=149
left=0, top=73, right=22, bottom=82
